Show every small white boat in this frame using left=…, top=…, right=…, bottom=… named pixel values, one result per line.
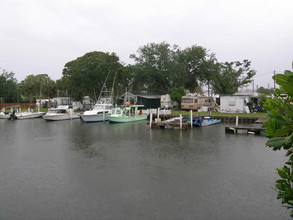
left=42, top=105, right=80, bottom=121
left=15, top=111, right=46, bottom=120
left=0, top=112, right=11, bottom=119
left=80, top=98, right=113, bottom=123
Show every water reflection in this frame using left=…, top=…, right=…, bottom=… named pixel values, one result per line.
left=0, top=119, right=290, bottom=219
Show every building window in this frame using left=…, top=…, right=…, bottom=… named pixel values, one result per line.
left=182, top=98, right=193, bottom=103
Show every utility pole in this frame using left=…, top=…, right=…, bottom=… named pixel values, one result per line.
left=274, top=70, right=276, bottom=89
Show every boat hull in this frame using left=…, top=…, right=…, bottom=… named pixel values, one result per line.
left=16, top=112, right=46, bottom=120
left=193, top=119, right=221, bottom=127
left=43, top=114, right=80, bottom=121
left=108, top=115, right=147, bottom=123
left=0, top=113, right=11, bottom=119
left=198, top=119, right=221, bottom=127
left=80, top=113, right=110, bottom=123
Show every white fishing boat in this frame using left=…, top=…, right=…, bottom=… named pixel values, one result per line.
left=42, top=105, right=80, bottom=121
left=80, top=98, right=112, bottom=123
left=80, top=72, right=116, bottom=123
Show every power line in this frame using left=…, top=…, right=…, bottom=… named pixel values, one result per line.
left=254, top=71, right=273, bottom=78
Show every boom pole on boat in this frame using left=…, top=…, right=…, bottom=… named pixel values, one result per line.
left=97, top=71, right=110, bottom=101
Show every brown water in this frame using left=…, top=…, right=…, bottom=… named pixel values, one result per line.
left=0, top=118, right=290, bottom=219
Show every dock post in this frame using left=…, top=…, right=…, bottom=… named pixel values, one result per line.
left=180, top=114, right=182, bottom=130
left=190, top=110, right=193, bottom=129
left=236, top=116, right=239, bottom=127
left=157, top=108, right=160, bottom=122
left=149, top=113, right=153, bottom=128
left=103, top=105, right=105, bottom=122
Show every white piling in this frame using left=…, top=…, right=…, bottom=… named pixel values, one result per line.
left=149, top=113, right=153, bottom=128
left=236, top=116, right=239, bottom=127
left=180, top=114, right=182, bottom=130
left=103, top=105, right=105, bottom=122
left=190, top=110, right=193, bottom=128
left=157, top=108, right=160, bottom=121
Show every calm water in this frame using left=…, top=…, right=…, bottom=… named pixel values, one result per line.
left=0, top=118, right=290, bottom=220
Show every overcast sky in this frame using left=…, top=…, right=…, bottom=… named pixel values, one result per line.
left=1, top=0, right=292, bottom=89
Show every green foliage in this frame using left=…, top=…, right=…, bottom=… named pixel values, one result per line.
left=130, top=42, right=214, bottom=94
left=19, top=74, right=56, bottom=103
left=62, top=51, right=124, bottom=101
left=262, top=70, right=293, bottom=217
left=169, top=86, right=186, bottom=107
left=0, top=68, right=18, bottom=103
left=130, top=42, right=183, bottom=94
left=257, top=86, right=275, bottom=95
left=212, top=60, right=256, bottom=94
left=130, top=42, right=255, bottom=95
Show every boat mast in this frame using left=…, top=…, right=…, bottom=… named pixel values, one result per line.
left=110, top=72, right=117, bottom=104
left=97, top=71, right=110, bottom=101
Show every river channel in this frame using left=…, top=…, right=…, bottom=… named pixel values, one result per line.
left=0, top=118, right=290, bottom=219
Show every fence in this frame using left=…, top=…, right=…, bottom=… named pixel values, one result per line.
left=0, top=103, right=36, bottom=111
left=142, top=109, right=171, bottom=115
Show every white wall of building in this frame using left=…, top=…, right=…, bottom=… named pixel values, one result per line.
left=220, top=95, right=250, bottom=113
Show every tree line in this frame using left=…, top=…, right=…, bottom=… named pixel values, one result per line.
left=0, top=42, right=256, bottom=104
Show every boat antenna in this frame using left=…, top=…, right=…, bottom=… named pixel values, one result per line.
left=93, top=89, right=97, bottom=103
left=97, top=71, right=110, bottom=101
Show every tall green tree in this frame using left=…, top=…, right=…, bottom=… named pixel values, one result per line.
left=0, top=68, right=18, bottom=103
left=179, top=45, right=213, bottom=92
left=262, top=70, right=293, bottom=217
left=130, top=42, right=218, bottom=94
left=169, top=86, right=186, bottom=108
left=212, top=60, right=256, bottom=94
left=35, top=74, right=56, bottom=100
left=19, top=74, right=56, bottom=103
left=19, top=75, right=38, bottom=103
left=130, top=42, right=183, bottom=94
left=62, top=51, right=124, bottom=101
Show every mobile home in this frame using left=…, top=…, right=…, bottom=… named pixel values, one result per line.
left=181, top=96, right=215, bottom=110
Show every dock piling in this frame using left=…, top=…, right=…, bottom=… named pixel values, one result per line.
left=190, top=110, right=193, bottom=129
left=149, top=113, right=153, bottom=128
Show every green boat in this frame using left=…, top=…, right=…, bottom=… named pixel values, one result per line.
left=108, top=105, right=147, bottom=123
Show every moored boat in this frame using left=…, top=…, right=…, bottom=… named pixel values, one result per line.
left=0, top=112, right=11, bottom=119
left=108, top=105, right=147, bottom=123
left=81, top=72, right=116, bottom=123
left=15, top=111, right=46, bottom=120
left=80, top=98, right=112, bottom=123
left=42, top=105, right=80, bottom=121
left=192, top=116, right=221, bottom=127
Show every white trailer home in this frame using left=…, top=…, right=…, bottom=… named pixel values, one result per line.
left=220, top=95, right=251, bottom=113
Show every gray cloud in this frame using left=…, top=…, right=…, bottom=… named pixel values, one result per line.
left=1, top=0, right=292, bottom=88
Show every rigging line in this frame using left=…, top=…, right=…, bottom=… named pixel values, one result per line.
left=254, top=71, right=273, bottom=78
left=97, top=71, right=110, bottom=101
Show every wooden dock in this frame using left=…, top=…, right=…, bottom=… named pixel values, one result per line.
left=148, top=115, right=192, bottom=130
left=149, top=121, right=191, bottom=129
left=225, top=118, right=266, bottom=135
